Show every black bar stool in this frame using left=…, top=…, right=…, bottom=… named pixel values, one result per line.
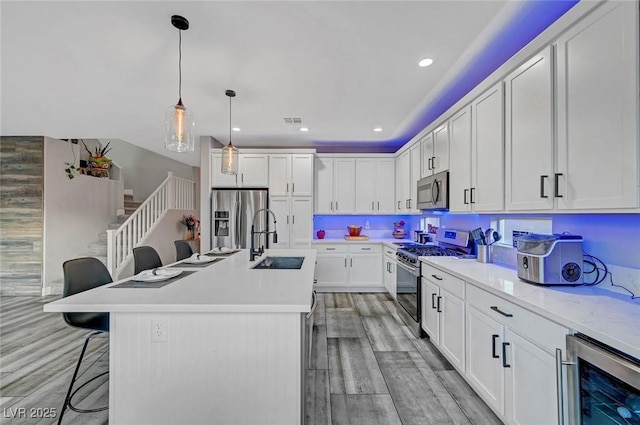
left=133, top=246, right=163, bottom=274
left=58, top=257, right=111, bottom=424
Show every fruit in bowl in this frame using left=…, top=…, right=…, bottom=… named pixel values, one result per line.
left=392, top=228, right=407, bottom=239
left=347, top=225, right=362, bottom=237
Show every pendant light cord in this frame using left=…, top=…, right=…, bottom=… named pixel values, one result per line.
left=229, top=94, right=232, bottom=145
left=178, top=29, right=182, bottom=101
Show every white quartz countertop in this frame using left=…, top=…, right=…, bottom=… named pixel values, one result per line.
left=44, top=249, right=317, bottom=314
left=420, top=256, right=640, bottom=360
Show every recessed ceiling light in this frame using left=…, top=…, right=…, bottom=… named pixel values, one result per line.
left=232, top=127, right=241, bottom=132
left=300, top=127, right=309, bottom=132
left=418, top=58, right=434, bottom=68
left=373, top=127, right=383, bottom=132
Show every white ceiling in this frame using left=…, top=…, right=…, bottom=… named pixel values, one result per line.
left=1, top=1, right=517, bottom=166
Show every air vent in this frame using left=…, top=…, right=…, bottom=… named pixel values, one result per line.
left=283, top=117, right=303, bottom=124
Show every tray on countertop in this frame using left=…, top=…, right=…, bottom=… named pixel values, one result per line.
left=344, top=235, right=370, bottom=240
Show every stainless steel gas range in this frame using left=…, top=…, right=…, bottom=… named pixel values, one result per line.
left=396, top=228, right=473, bottom=338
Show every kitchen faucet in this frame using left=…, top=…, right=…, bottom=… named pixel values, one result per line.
left=250, top=208, right=278, bottom=261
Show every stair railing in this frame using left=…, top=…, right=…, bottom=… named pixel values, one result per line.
left=106, top=171, right=195, bottom=277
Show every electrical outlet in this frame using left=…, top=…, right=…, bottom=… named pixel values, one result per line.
left=151, top=318, right=168, bottom=342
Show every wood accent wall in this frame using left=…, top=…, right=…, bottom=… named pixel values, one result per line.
left=0, top=136, right=44, bottom=296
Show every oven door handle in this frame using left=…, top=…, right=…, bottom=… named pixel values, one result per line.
left=395, top=260, right=419, bottom=276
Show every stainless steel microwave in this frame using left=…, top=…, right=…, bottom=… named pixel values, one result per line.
left=416, top=171, right=449, bottom=210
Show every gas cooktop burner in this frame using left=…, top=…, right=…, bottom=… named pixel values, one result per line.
left=396, top=229, right=473, bottom=267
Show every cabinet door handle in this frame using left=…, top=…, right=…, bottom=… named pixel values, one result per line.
left=344, top=258, right=347, bottom=267
left=408, top=199, right=412, bottom=209
left=362, top=247, right=371, bottom=251
left=431, top=274, right=443, bottom=281
left=492, top=334, right=500, bottom=358
left=431, top=156, right=436, bottom=170
left=436, top=296, right=442, bottom=313
left=292, top=183, right=295, bottom=193
left=286, top=183, right=289, bottom=193
left=470, top=187, right=475, bottom=204
left=372, top=201, right=375, bottom=211
left=241, top=173, right=244, bottom=183
left=350, top=258, right=353, bottom=267
left=326, top=247, right=335, bottom=251
left=292, top=215, right=295, bottom=224
left=463, top=189, right=469, bottom=205
left=336, top=201, right=338, bottom=211
left=330, top=201, right=333, bottom=211
left=490, top=306, right=513, bottom=317
left=540, top=175, right=548, bottom=198
left=286, top=215, right=289, bottom=224
left=502, top=342, right=511, bottom=368
left=397, top=200, right=401, bottom=209
left=431, top=293, right=437, bottom=309
left=427, top=157, right=432, bottom=170
left=386, top=262, right=390, bottom=273
left=377, top=201, right=380, bottom=210
left=406, top=199, right=409, bottom=208
left=554, top=173, right=563, bottom=198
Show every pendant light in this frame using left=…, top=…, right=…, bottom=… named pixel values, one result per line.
left=221, top=89, right=239, bottom=175
left=165, top=15, right=195, bottom=153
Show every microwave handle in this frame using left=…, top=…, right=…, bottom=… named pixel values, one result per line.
left=431, top=179, right=440, bottom=204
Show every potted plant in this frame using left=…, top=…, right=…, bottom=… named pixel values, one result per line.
left=82, top=140, right=113, bottom=169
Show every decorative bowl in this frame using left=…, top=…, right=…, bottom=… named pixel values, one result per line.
left=392, top=229, right=407, bottom=239
left=347, top=226, right=362, bottom=237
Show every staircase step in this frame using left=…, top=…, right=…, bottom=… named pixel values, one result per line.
left=124, top=193, right=134, bottom=202
left=124, top=201, right=142, bottom=208
left=88, top=241, right=107, bottom=256
left=124, top=208, right=138, bottom=215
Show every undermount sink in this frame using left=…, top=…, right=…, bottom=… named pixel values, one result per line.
left=251, top=256, right=305, bottom=270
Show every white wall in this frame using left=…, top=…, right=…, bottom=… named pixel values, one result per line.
left=43, top=137, right=124, bottom=292
left=116, top=209, right=199, bottom=279
left=102, top=138, right=196, bottom=202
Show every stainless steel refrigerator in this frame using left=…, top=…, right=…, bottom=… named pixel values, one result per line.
left=211, top=189, right=269, bottom=250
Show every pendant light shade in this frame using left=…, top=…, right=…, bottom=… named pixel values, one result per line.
left=221, top=89, right=239, bottom=175
left=165, top=15, right=195, bottom=153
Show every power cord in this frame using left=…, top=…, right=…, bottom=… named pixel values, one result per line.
left=582, top=253, right=638, bottom=299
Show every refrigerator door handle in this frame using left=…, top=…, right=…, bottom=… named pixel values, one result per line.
left=235, top=193, right=241, bottom=248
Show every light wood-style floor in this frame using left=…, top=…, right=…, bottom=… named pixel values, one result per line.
left=1, top=294, right=502, bottom=425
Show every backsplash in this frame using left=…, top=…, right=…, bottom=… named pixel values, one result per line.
left=423, top=212, right=640, bottom=297
left=313, top=215, right=420, bottom=239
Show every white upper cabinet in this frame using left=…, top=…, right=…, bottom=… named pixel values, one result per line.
left=555, top=1, right=639, bottom=210
left=448, top=106, right=473, bottom=212
left=211, top=153, right=269, bottom=188
left=395, top=142, right=421, bottom=213
left=504, top=47, right=554, bottom=211
left=472, top=82, right=504, bottom=212
left=449, top=82, right=504, bottom=213
left=268, top=154, right=313, bottom=197
left=314, top=157, right=355, bottom=214
left=409, top=143, right=422, bottom=212
left=395, top=150, right=410, bottom=213
left=422, top=124, right=450, bottom=177
left=355, top=158, right=395, bottom=214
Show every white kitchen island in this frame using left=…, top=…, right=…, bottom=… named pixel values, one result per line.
left=44, top=249, right=317, bottom=425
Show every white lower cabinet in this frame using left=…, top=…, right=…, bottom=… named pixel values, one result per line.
left=504, top=329, right=558, bottom=425
left=314, top=244, right=382, bottom=291
left=464, top=283, right=569, bottom=425
left=382, top=247, right=397, bottom=299
left=420, top=264, right=466, bottom=372
left=466, top=305, right=505, bottom=416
